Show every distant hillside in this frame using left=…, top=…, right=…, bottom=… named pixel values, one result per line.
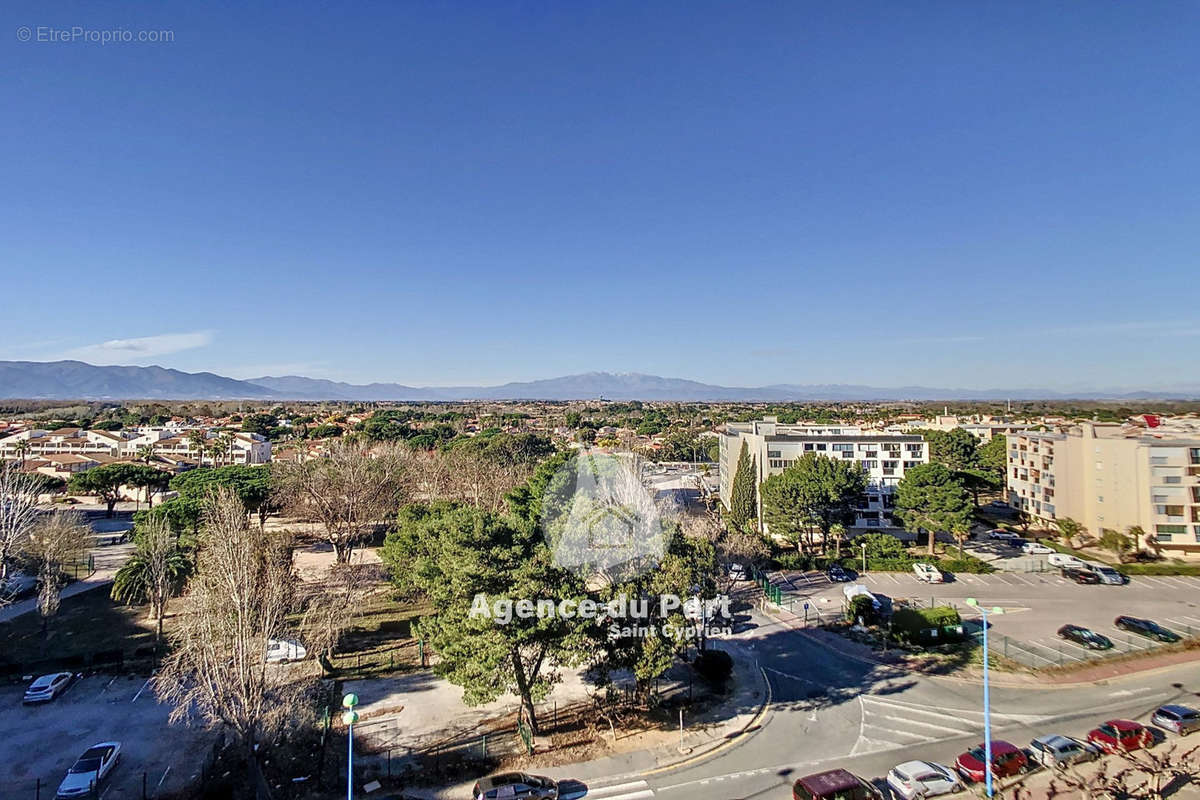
left=0, top=360, right=275, bottom=400
left=0, top=362, right=1194, bottom=401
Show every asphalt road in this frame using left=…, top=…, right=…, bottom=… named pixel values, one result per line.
left=555, top=604, right=1200, bottom=800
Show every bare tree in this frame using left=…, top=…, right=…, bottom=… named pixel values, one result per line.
left=300, top=563, right=375, bottom=668
left=0, top=465, right=41, bottom=602
left=155, top=488, right=312, bottom=775
left=276, top=440, right=405, bottom=563
left=25, top=509, right=91, bottom=629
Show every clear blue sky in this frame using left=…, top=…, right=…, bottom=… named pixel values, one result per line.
left=3, top=2, right=1198, bottom=390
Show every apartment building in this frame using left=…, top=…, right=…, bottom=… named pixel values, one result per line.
left=719, top=417, right=929, bottom=529
left=1007, top=422, right=1200, bottom=556
left=0, top=426, right=271, bottom=466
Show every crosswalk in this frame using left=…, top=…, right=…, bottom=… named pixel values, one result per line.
left=567, top=779, right=654, bottom=800
left=850, top=694, right=1043, bottom=756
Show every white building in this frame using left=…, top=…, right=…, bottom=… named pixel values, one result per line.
left=719, top=417, right=929, bottom=530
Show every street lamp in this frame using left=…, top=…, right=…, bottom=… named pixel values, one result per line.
left=964, top=598, right=1003, bottom=798
left=860, top=542, right=867, bottom=574
left=342, top=693, right=359, bottom=800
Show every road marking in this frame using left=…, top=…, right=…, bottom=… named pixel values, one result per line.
left=765, top=666, right=822, bottom=687
left=157, top=766, right=172, bottom=789
left=131, top=678, right=152, bottom=703
left=586, top=780, right=654, bottom=800
left=1109, top=687, right=1159, bottom=697
left=861, top=695, right=1044, bottom=724
left=871, top=713, right=975, bottom=736
left=1135, top=576, right=1173, bottom=588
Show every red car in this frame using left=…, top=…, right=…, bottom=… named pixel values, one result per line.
left=954, top=740, right=1027, bottom=782
left=1087, top=720, right=1152, bottom=753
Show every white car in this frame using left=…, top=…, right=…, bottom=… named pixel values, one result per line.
left=912, top=562, right=944, bottom=583
left=56, top=741, right=121, bottom=798
left=1021, top=542, right=1055, bottom=555
left=887, top=760, right=963, bottom=799
left=266, top=638, right=307, bottom=663
left=988, top=530, right=1021, bottom=541
left=727, top=563, right=747, bottom=581
left=1047, top=552, right=1084, bottom=569
left=23, top=672, right=75, bottom=704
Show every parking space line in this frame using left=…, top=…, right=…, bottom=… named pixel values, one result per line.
left=861, top=722, right=934, bottom=742
left=1004, top=638, right=1064, bottom=665
left=957, top=574, right=977, bottom=584
left=1030, top=638, right=1088, bottom=661
left=873, top=714, right=976, bottom=736
left=1135, top=576, right=1173, bottom=588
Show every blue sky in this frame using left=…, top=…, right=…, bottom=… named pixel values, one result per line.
left=3, top=2, right=1198, bottom=390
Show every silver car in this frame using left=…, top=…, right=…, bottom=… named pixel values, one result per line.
left=57, top=742, right=121, bottom=798
left=23, top=672, right=75, bottom=704
left=1029, top=734, right=1099, bottom=769
left=1152, top=704, right=1200, bottom=736
left=886, top=760, right=963, bottom=799
left=473, top=773, right=558, bottom=800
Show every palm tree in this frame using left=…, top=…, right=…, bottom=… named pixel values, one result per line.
left=951, top=519, right=972, bottom=558
left=111, top=526, right=192, bottom=640
left=186, top=430, right=207, bottom=465
left=219, top=433, right=236, bottom=465
left=12, top=439, right=30, bottom=468
left=137, top=443, right=157, bottom=465
left=1055, top=517, right=1084, bottom=549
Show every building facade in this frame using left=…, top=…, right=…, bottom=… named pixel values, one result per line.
left=719, top=417, right=929, bottom=530
left=1006, top=422, right=1200, bottom=556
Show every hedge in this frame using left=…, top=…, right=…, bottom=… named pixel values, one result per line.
left=891, top=606, right=964, bottom=645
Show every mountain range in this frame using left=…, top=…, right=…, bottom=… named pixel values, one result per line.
left=0, top=360, right=1195, bottom=402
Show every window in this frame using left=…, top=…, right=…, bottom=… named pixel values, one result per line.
left=768, top=450, right=782, bottom=458
left=815, top=443, right=827, bottom=451
left=1097, top=496, right=1103, bottom=503
left=1150, top=456, right=1168, bottom=466
left=1164, top=476, right=1182, bottom=484
left=831, top=443, right=854, bottom=451
left=905, top=443, right=922, bottom=452
left=1156, top=524, right=1186, bottom=535
left=862, top=460, right=878, bottom=469
left=1157, top=533, right=1174, bottom=542
left=903, top=461, right=920, bottom=469
left=1156, top=505, right=1184, bottom=516
left=803, top=443, right=814, bottom=451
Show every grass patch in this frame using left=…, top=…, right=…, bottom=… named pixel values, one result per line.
left=329, top=593, right=434, bottom=679
left=0, top=585, right=163, bottom=677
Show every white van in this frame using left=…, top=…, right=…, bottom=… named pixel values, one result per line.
left=843, top=583, right=881, bottom=609
left=912, top=562, right=944, bottom=583
left=1047, top=552, right=1083, bottom=569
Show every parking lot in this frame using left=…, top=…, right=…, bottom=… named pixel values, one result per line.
left=0, top=674, right=211, bottom=799
left=767, top=567, right=1200, bottom=669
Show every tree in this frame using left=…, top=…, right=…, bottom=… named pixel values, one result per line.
left=727, top=442, right=757, bottom=532
left=1054, top=517, right=1085, bottom=549
left=381, top=502, right=593, bottom=735
left=976, top=434, right=1007, bottom=475
left=276, top=440, right=405, bottom=563
left=154, top=489, right=312, bottom=780
left=186, top=429, right=207, bottom=463
left=1098, top=528, right=1132, bottom=563
left=170, top=465, right=278, bottom=529
left=894, top=463, right=973, bottom=556
left=69, top=462, right=146, bottom=517
left=25, top=510, right=91, bottom=630
left=760, top=454, right=866, bottom=554
left=957, top=467, right=1002, bottom=507
left=920, top=428, right=980, bottom=471
left=0, top=465, right=40, bottom=588
left=300, top=563, right=371, bottom=670
left=125, top=464, right=171, bottom=508
left=950, top=519, right=972, bottom=558
left=111, top=514, right=193, bottom=640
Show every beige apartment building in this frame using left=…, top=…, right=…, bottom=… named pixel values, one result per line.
left=719, top=417, right=928, bottom=530
left=1007, top=422, right=1200, bottom=556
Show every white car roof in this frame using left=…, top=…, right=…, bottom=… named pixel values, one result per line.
left=32, top=672, right=69, bottom=686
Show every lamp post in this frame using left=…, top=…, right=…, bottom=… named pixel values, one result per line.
left=342, top=693, right=359, bottom=800
left=860, top=542, right=867, bottom=574
left=965, top=598, right=1003, bottom=797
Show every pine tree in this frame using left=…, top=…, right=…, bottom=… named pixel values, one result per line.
left=729, top=442, right=758, bottom=532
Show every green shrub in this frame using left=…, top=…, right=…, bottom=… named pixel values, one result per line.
left=935, top=556, right=995, bottom=574
left=774, top=552, right=814, bottom=571
left=1120, top=563, right=1200, bottom=576
left=846, top=594, right=880, bottom=625
left=891, top=606, right=964, bottom=645
left=693, top=649, right=734, bottom=685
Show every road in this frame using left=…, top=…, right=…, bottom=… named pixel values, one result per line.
left=548, top=605, right=1200, bottom=800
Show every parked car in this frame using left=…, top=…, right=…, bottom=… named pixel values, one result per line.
left=912, top=562, right=944, bottom=583
left=1151, top=704, right=1200, bottom=736
left=56, top=742, right=121, bottom=799
left=1083, top=562, right=1127, bottom=585
left=265, top=639, right=307, bottom=663
left=1114, top=616, right=1180, bottom=642
left=1029, top=734, right=1099, bottom=769
left=827, top=564, right=852, bottom=583
left=792, top=768, right=881, bottom=800
left=1087, top=720, right=1153, bottom=753
left=843, top=583, right=882, bottom=611
left=954, top=740, right=1027, bottom=782
left=727, top=563, right=747, bottom=581
left=988, top=530, right=1021, bottom=541
left=23, top=672, right=75, bottom=704
left=1021, top=542, right=1055, bottom=555
left=473, top=773, right=558, bottom=800
left=1061, top=566, right=1100, bottom=584
left=886, top=760, right=963, bottom=799
left=1048, top=552, right=1084, bottom=569
left=1007, top=537, right=1028, bottom=549
left=1057, top=624, right=1113, bottom=650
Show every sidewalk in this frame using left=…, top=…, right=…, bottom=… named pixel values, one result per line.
left=0, top=538, right=133, bottom=624
left=380, top=639, right=770, bottom=799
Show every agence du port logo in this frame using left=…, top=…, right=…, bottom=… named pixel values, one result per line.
left=541, top=451, right=671, bottom=583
